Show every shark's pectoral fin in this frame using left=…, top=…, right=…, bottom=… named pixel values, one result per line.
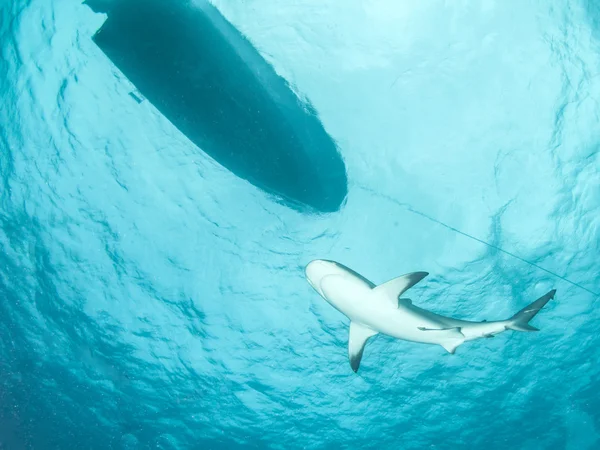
left=417, top=326, right=465, bottom=354
left=373, top=272, right=429, bottom=306
left=348, top=322, right=378, bottom=373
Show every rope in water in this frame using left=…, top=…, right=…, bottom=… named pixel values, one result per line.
left=356, top=185, right=599, bottom=297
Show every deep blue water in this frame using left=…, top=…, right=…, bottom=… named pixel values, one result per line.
left=1, top=0, right=599, bottom=449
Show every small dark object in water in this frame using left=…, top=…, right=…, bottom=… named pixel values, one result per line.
left=85, top=0, right=348, bottom=213
left=128, top=91, right=144, bottom=104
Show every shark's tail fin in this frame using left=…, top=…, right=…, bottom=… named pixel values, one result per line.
left=506, top=289, right=555, bottom=332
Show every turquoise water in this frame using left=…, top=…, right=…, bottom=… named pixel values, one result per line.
left=1, top=0, right=599, bottom=449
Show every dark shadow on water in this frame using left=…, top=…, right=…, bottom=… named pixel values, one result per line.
left=84, top=0, right=348, bottom=213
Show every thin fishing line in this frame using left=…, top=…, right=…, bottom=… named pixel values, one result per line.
left=356, top=185, right=599, bottom=297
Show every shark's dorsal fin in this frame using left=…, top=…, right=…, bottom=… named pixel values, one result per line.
left=398, top=298, right=413, bottom=308
left=348, top=322, right=378, bottom=373
left=373, top=272, right=428, bottom=305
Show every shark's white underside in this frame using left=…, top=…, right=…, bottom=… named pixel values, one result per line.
left=305, top=259, right=555, bottom=372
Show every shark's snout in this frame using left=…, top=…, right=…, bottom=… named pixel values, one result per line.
left=305, top=260, right=335, bottom=296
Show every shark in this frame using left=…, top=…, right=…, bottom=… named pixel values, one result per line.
left=305, top=259, right=555, bottom=372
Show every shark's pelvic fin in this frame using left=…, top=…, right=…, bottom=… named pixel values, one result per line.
left=440, top=340, right=462, bottom=354
left=506, top=289, right=556, bottom=332
left=348, top=322, right=378, bottom=373
left=373, top=272, right=429, bottom=305
left=417, top=326, right=465, bottom=354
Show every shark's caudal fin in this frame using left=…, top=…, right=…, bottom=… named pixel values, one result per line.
left=348, top=322, right=378, bottom=372
left=506, top=289, right=556, bottom=332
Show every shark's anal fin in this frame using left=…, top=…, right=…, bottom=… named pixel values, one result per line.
left=373, top=272, right=429, bottom=306
left=417, top=326, right=465, bottom=354
left=348, top=322, right=378, bottom=373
